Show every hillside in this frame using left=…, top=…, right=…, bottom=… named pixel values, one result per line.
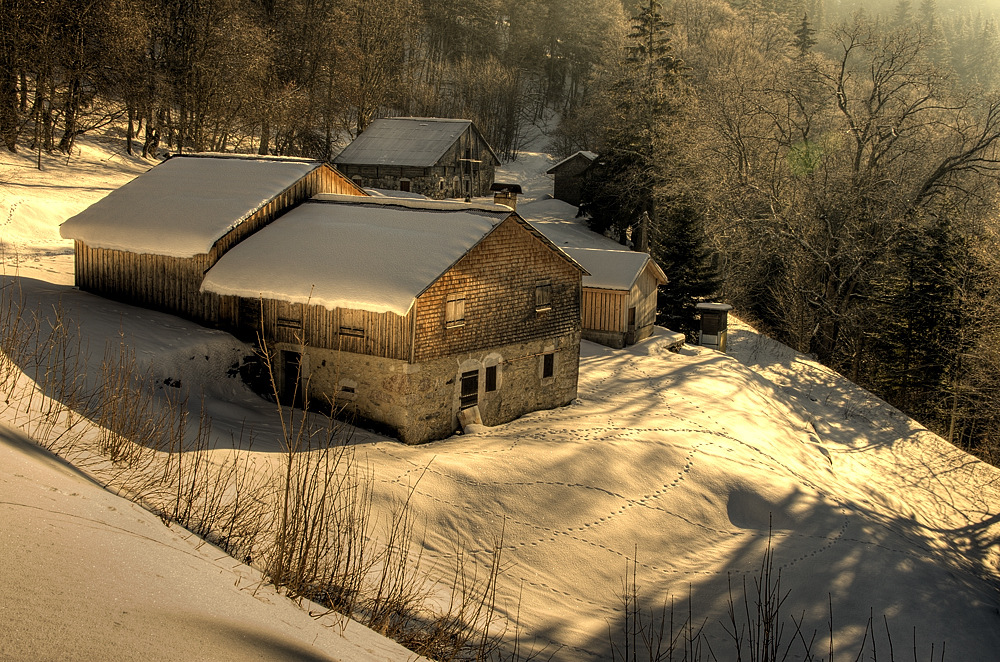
left=1, top=139, right=999, bottom=660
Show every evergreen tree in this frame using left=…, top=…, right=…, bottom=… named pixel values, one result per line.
left=579, top=0, right=681, bottom=251
left=652, top=199, right=721, bottom=339
left=793, top=13, right=817, bottom=56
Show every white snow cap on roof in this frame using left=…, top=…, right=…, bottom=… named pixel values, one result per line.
left=333, top=117, right=498, bottom=167
left=59, top=154, right=322, bottom=258
left=562, top=247, right=666, bottom=291
left=201, top=198, right=513, bottom=316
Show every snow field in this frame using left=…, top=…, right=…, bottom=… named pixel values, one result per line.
left=1, top=136, right=999, bottom=661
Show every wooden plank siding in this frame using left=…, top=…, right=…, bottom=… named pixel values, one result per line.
left=582, top=288, right=627, bottom=333
left=217, top=295, right=414, bottom=361
left=73, top=164, right=365, bottom=325
left=413, top=216, right=581, bottom=363
left=628, top=264, right=661, bottom=333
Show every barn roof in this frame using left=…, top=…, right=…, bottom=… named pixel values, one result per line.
left=201, top=195, right=582, bottom=316
left=562, top=247, right=666, bottom=292
left=333, top=117, right=500, bottom=168
left=59, top=154, right=326, bottom=258
left=546, top=150, right=598, bottom=175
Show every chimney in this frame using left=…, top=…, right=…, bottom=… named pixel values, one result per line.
left=491, top=182, right=522, bottom=211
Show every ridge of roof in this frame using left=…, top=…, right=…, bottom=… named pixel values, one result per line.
left=546, top=150, right=598, bottom=174
left=167, top=152, right=323, bottom=164
left=310, top=193, right=512, bottom=214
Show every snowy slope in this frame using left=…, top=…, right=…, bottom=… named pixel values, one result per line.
left=0, top=423, right=418, bottom=662
left=2, top=136, right=999, bottom=661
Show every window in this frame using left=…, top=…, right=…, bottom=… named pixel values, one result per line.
left=485, top=365, right=497, bottom=392
left=446, top=295, right=466, bottom=328
left=460, top=370, right=479, bottom=409
left=542, top=352, right=554, bottom=379
left=340, top=326, right=365, bottom=338
left=535, top=281, right=552, bottom=311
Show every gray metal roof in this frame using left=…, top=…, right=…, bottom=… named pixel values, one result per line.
left=334, top=117, right=499, bottom=168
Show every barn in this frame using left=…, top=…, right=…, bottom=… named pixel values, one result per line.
left=546, top=150, right=597, bottom=207
left=201, top=195, right=588, bottom=444
left=334, top=117, right=500, bottom=200
left=561, top=247, right=666, bottom=349
left=59, top=153, right=367, bottom=323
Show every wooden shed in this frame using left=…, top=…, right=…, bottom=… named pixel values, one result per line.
left=59, top=153, right=366, bottom=324
left=201, top=195, right=589, bottom=444
left=561, top=247, right=667, bottom=349
left=333, top=117, right=500, bottom=200
left=546, top=150, right=597, bottom=207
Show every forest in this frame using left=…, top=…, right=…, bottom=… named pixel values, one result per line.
left=3, top=0, right=1000, bottom=463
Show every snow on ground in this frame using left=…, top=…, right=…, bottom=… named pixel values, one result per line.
left=0, top=138, right=152, bottom=284
left=2, top=136, right=1000, bottom=661
left=0, top=422, right=418, bottom=662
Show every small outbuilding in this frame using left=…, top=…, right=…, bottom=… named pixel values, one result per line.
left=561, top=247, right=667, bottom=349
left=546, top=150, right=597, bottom=207
left=59, top=153, right=367, bottom=323
left=334, top=117, right=500, bottom=200
left=695, top=303, right=734, bottom=352
left=201, top=195, right=588, bottom=444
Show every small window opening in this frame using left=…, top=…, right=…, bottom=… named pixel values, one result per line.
left=535, top=281, right=552, bottom=311
left=341, top=385, right=355, bottom=394
left=485, top=365, right=497, bottom=392
left=542, top=352, right=554, bottom=379
left=340, top=326, right=365, bottom=338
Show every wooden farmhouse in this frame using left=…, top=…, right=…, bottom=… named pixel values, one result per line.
left=334, top=117, right=500, bottom=200
left=59, top=153, right=367, bottom=322
left=560, top=247, right=667, bottom=349
left=201, top=195, right=588, bottom=444
left=546, top=150, right=597, bottom=207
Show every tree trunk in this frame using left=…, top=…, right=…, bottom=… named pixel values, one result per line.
left=58, top=75, right=82, bottom=154
left=259, top=117, right=270, bottom=155
left=0, top=69, right=18, bottom=152
left=126, top=104, right=135, bottom=155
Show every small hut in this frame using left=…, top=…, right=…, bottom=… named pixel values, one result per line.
left=201, top=195, right=589, bottom=444
left=562, top=247, right=667, bottom=348
left=546, top=151, right=597, bottom=207
left=59, top=153, right=366, bottom=324
left=334, top=118, right=500, bottom=199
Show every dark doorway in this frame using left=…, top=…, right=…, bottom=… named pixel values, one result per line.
left=281, top=350, right=302, bottom=406
left=460, top=370, right=479, bottom=409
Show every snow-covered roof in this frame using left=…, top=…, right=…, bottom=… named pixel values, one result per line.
left=334, top=117, right=499, bottom=168
left=545, top=150, right=598, bottom=174
left=201, top=197, right=516, bottom=316
left=59, top=154, right=324, bottom=258
left=563, top=247, right=666, bottom=291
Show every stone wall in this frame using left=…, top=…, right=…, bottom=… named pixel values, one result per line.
left=278, top=330, right=581, bottom=444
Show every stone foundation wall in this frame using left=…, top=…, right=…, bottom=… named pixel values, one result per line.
left=278, top=331, right=580, bottom=444
left=582, top=328, right=626, bottom=349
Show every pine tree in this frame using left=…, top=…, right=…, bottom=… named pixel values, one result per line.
left=793, top=13, right=817, bottom=56
left=579, top=0, right=681, bottom=250
left=652, top=199, right=721, bottom=339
